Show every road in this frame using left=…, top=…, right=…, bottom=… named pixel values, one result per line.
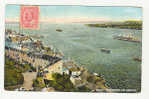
left=22, top=72, right=37, bottom=90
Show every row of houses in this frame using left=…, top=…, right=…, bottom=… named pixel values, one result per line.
left=5, top=47, right=63, bottom=80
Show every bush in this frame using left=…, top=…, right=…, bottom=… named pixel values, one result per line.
left=4, top=57, right=33, bottom=90
left=47, top=73, right=76, bottom=92
left=4, top=66, right=24, bottom=88
left=5, top=58, right=24, bottom=88
left=77, top=85, right=91, bottom=92
left=32, top=77, right=46, bottom=88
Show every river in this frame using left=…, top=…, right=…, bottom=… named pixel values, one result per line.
left=5, top=23, right=142, bottom=91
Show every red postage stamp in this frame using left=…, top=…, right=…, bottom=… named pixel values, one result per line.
left=20, top=6, right=39, bottom=29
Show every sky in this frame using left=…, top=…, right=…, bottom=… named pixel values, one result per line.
left=5, top=5, right=142, bottom=23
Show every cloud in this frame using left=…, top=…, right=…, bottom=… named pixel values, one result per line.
left=6, top=17, right=112, bottom=23
left=39, top=17, right=113, bottom=23
left=5, top=16, right=142, bottom=23
left=5, top=17, right=19, bottom=23
left=124, top=8, right=139, bottom=14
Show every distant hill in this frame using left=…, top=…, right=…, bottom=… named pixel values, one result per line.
left=86, top=20, right=142, bottom=30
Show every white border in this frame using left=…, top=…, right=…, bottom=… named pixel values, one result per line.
left=1, top=0, right=149, bottom=99
left=4, top=0, right=143, bottom=6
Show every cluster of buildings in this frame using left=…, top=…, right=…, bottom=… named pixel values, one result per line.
left=5, top=29, right=82, bottom=85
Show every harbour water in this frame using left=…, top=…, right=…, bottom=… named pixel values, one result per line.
left=5, top=23, right=142, bottom=90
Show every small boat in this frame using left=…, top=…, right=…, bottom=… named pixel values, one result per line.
left=100, top=48, right=111, bottom=54
left=133, top=56, right=141, bottom=62
left=56, top=29, right=63, bottom=32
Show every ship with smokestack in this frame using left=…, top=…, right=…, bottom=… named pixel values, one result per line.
left=113, top=33, right=141, bottom=43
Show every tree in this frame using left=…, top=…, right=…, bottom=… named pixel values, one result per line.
left=47, top=73, right=76, bottom=92
left=32, top=77, right=46, bottom=88
left=4, top=67, right=24, bottom=88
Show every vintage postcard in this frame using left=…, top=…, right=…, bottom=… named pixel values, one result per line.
left=5, top=5, right=142, bottom=92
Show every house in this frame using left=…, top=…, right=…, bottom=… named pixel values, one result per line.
left=43, top=60, right=63, bottom=80
left=69, top=67, right=81, bottom=77
left=62, top=68, right=69, bottom=75
left=5, top=47, right=63, bottom=80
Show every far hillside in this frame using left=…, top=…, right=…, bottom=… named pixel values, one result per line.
left=86, top=20, right=142, bottom=30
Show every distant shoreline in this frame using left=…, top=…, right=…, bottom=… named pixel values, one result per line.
left=85, top=20, right=142, bottom=30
